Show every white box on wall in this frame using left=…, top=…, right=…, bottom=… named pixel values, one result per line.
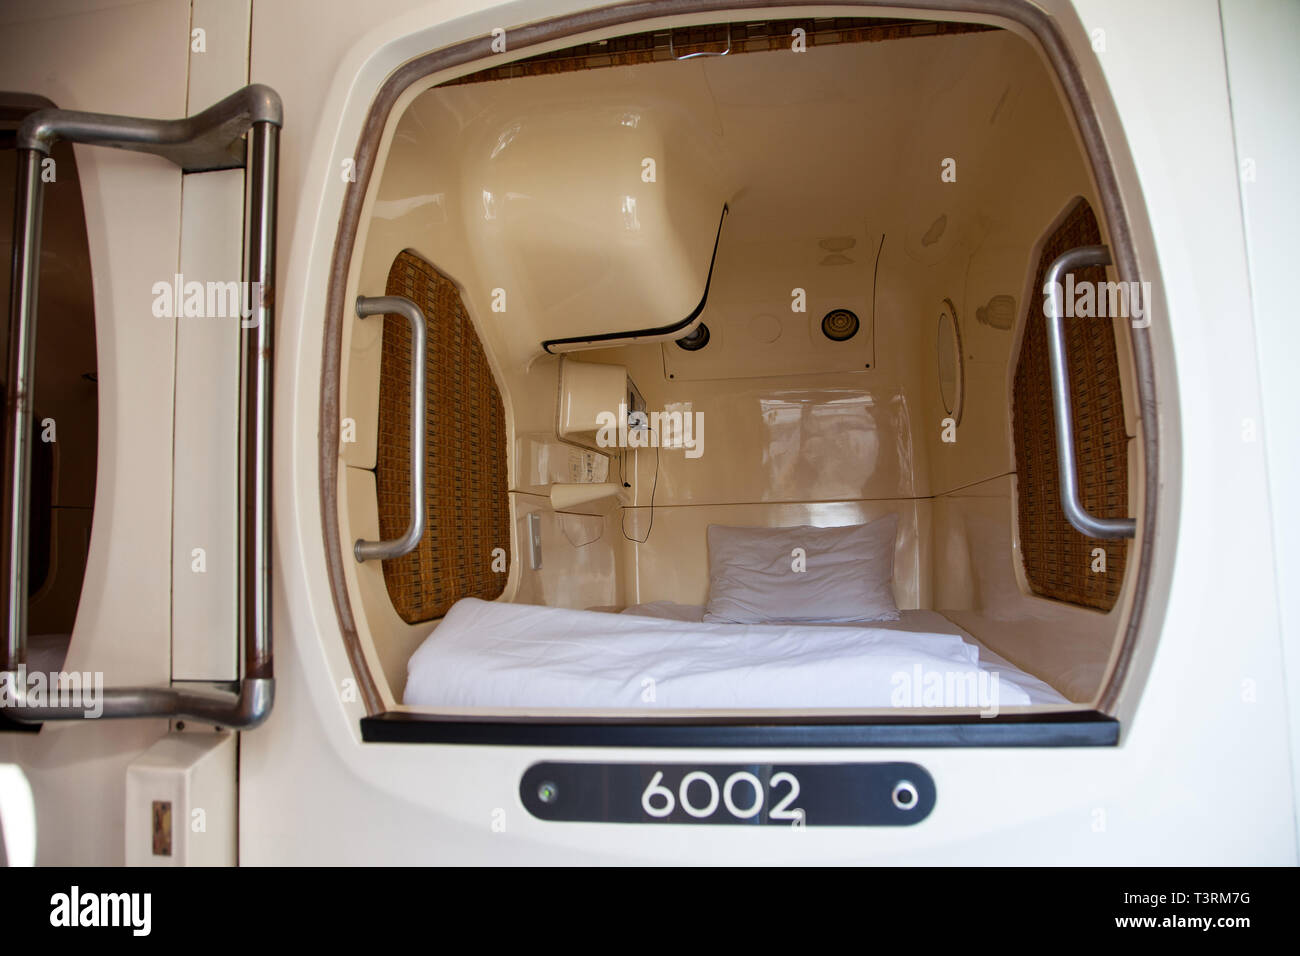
left=125, top=732, right=236, bottom=866
left=558, top=361, right=628, bottom=447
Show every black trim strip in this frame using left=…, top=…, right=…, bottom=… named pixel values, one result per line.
left=0, top=713, right=41, bottom=733
left=541, top=203, right=729, bottom=353
left=360, top=710, right=1118, bottom=747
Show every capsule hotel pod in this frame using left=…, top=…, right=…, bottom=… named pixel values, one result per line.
left=0, top=0, right=1296, bottom=877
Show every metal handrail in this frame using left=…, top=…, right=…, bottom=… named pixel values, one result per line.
left=353, top=295, right=427, bottom=562
left=1043, top=245, right=1138, bottom=540
left=1, top=85, right=281, bottom=726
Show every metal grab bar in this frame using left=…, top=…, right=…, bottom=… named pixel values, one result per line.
left=353, top=295, right=427, bottom=562
left=1, top=85, right=281, bottom=727
left=1043, top=245, right=1137, bottom=540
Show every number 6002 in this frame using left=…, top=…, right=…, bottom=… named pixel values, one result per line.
left=640, top=770, right=804, bottom=824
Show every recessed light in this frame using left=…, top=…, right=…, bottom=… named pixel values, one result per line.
left=675, top=323, right=711, bottom=351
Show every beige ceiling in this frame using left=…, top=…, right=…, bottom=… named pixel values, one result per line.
left=363, top=26, right=1089, bottom=373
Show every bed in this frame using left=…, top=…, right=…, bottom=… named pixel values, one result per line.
left=403, top=598, right=1069, bottom=710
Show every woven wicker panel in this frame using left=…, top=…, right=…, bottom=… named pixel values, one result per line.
left=1012, top=199, right=1129, bottom=611
left=444, top=18, right=994, bottom=86
left=375, top=251, right=509, bottom=623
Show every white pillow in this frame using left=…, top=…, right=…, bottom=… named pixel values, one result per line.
left=703, top=516, right=900, bottom=625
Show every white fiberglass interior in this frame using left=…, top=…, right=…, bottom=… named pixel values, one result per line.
left=335, top=19, right=1144, bottom=717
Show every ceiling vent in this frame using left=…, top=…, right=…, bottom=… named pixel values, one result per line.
left=820, top=309, right=860, bottom=342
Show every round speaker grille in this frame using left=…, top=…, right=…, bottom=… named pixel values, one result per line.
left=821, top=309, right=860, bottom=342
left=675, top=323, right=711, bottom=351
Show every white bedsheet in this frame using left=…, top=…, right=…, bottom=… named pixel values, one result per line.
left=404, top=599, right=1068, bottom=709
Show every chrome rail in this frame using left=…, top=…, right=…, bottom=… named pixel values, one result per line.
left=1043, top=244, right=1138, bottom=540
left=352, top=295, right=427, bottom=562
left=1, top=85, right=281, bottom=726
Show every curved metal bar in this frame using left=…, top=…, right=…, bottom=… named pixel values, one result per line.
left=242, top=120, right=277, bottom=687
left=17, top=83, right=282, bottom=172
left=353, top=295, right=428, bottom=562
left=1043, top=245, right=1137, bottom=540
left=1, top=675, right=274, bottom=725
left=4, top=150, right=42, bottom=676
left=1, top=86, right=280, bottom=727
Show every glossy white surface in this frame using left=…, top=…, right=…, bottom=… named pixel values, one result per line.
left=344, top=15, right=1137, bottom=713
left=934, top=475, right=1120, bottom=703
left=1220, top=0, right=1300, bottom=841
left=0, top=0, right=192, bottom=864
left=252, top=0, right=1294, bottom=863
left=172, top=170, right=243, bottom=681
left=170, top=0, right=252, bottom=684
left=0, top=764, right=36, bottom=867
left=124, top=732, right=236, bottom=866
left=0, top=0, right=1291, bottom=866
left=557, top=359, right=627, bottom=444
left=340, top=11, right=1122, bottom=713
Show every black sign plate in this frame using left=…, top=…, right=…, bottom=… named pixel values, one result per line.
left=520, top=761, right=935, bottom=826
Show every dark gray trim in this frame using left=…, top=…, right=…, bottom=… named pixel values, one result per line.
left=0, top=713, right=41, bottom=733
left=360, top=710, right=1119, bottom=747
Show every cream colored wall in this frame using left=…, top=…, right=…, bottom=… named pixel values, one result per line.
left=903, top=43, right=1145, bottom=702
left=510, top=493, right=620, bottom=608
left=239, top=0, right=1290, bottom=866
left=906, top=39, right=1106, bottom=495
left=932, top=475, right=1128, bottom=703
left=587, top=341, right=925, bottom=607
left=584, top=29, right=1139, bottom=657
left=0, top=0, right=192, bottom=864
left=345, top=25, right=1141, bottom=701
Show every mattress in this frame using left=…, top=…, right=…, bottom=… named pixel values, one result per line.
left=403, top=599, right=1069, bottom=709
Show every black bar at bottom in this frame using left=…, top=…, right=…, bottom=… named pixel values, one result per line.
left=359, top=710, right=1118, bottom=747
